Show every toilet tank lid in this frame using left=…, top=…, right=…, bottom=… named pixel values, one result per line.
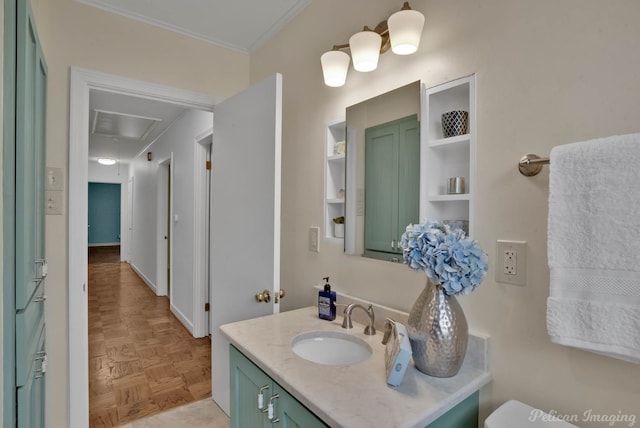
left=485, top=400, right=579, bottom=428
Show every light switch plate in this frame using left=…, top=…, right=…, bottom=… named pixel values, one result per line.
left=46, top=167, right=64, bottom=190
left=309, top=227, right=320, bottom=252
left=495, top=240, right=527, bottom=286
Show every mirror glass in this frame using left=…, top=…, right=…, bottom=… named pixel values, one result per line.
left=344, top=81, right=421, bottom=263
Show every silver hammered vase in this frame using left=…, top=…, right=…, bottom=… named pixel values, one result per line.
left=407, top=279, right=468, bottom=377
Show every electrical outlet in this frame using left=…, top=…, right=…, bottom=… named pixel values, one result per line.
left=503, top=250, right=516, bottom=275
left=496, top=240, right=526, bottom=285
left=309, top=227, right=320, bottom=252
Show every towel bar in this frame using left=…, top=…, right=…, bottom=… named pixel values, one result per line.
left=518, top=153, right=550, bottom=176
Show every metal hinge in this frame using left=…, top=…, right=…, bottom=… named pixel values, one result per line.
left=205, top=161, right=212, bottom=170
left=205, top=303, right=210, bottom=312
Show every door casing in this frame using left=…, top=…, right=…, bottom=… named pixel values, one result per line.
left=68, top=68, right=221, bottom=427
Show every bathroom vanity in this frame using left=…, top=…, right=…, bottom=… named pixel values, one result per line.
left=220, top=306, right=491, bottom=428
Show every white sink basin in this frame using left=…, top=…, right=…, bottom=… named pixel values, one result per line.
left=291, top=330, right=372, bottom=366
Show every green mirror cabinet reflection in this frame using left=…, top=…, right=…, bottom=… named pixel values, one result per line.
left=364, top=115, right=420, bottom=261
left=344, top=76, right=475, bottom=263
left=345, top=81, right=421, bottom=261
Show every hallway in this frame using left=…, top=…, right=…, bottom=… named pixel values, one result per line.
left=88, top=247, right=212, bottom=427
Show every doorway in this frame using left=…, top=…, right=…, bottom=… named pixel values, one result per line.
left=88, top=182, right=122, bottom=247
left=156, top=157, right=172, bottom=298
left=71, top=69, right=283, bottom=425
left=69, top=68, right=221, bottom=427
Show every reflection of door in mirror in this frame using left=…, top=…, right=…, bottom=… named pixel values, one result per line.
left=364, top=115, right=419, bottom=261
left=344, top=81, right=421, bottom=262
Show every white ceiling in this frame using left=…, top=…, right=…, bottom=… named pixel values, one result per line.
left=88, top=90, right=188, bottom=163
left=84, top=0, right=310, bottom=165
left=74, top=0, right=311, bottom=53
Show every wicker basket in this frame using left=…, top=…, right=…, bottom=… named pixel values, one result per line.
left=441, top=110, right=469, bottom=137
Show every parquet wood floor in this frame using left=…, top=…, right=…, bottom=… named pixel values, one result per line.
left=88, top=247, right=211, bottom=427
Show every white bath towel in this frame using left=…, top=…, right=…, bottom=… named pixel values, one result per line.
left=547, top=132, right=640, bottom=363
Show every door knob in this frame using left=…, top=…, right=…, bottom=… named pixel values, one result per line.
left=255, top=290, right=271, bottom=303
left=255, top=289, right=286, bottom=303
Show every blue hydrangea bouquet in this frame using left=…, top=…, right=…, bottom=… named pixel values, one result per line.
left=400, top=220, right=488, bottom=296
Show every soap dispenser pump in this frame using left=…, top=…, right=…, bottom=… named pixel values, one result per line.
left=318, top=276, right=336, bottom=321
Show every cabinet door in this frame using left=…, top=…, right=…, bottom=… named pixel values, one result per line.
left=230, top=346, right=328, bottom=428
left=274, top=385, right=327, bottom=428
left=397, top=115, right=420, bottom=239
left=426, top=391, right=478, bottom=428
left=12, top=0, right=48, bottom=426
left=364, top=123, right=399, bottom=254
left=230, top=346, right=273, bottom=428
left=17, top=325, right=46, bottom=428
left=364, top=115, right=419, bottom=258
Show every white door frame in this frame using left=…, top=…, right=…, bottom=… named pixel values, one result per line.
left=127, top=176, right=134, bottom=262
left=155, top=155, right=173, bottom=297
left=68, top=67, right=221, bottom=428
left=194, top=130, right=213, bottom=337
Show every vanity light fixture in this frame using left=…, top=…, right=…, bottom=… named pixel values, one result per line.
left=97, top=158, right=117, bottom=166
left=320, top=2, right=425, bottom=87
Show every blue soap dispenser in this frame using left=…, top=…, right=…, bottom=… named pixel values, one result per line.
left=318, top=276, right=336, bottom=321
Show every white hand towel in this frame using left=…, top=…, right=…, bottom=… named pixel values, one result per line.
left=547, top=132, right=640, bottom=363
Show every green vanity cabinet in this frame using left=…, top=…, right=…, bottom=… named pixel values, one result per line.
left=231, top=344, right=479, bottom=428
left=364, top=114, right=420, bottom=261
left=230, top=345, right=328, bottom=428
left=425, top=391, right=479, bottom=428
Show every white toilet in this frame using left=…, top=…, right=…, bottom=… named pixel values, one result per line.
left=485, top=400, right=579, bottom=427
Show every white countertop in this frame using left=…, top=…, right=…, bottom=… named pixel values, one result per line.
left=220, top=306, right=491, bottom=428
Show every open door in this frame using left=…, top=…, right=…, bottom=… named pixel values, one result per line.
left=210, top=74, right=282, bottom=414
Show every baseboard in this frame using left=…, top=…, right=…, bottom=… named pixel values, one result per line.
left=170, top=302, right=194, bottom=335
left=129, top=262, right=157, bottom=294
left=88, top=243, right=120, bottom=247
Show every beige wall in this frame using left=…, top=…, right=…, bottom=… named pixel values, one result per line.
left=32, top=1, right=249, bottom=425
left=252, top=0, right=640, bottom=426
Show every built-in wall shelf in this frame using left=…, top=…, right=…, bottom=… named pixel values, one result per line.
left=428, top=135, right=470, bottom=149
left=427, top=194, right=471, bottom=202
left=423, top=75, right=476, bottom=236
left=325, top=120, right=346, bottom=240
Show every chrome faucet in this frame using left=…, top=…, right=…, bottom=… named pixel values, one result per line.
left=341, top=303, right=376, bottom=335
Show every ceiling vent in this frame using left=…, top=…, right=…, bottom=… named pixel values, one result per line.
left=91, top=109, right=161, bottom=140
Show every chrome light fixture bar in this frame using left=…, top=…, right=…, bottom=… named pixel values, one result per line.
left=321, top=2, right=425, bottom=87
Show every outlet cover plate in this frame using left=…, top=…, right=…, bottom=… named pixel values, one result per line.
left=496, top=240, right=526, bottom=286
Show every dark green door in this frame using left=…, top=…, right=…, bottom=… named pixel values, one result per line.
left=3, top=0, right=48, bottom=425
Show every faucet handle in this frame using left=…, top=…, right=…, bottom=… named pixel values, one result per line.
left=334, top=303, right=353, bottom=328
left=382, top=319, right=395, bottom=344
left=364, top=305, right=376, bottom=335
